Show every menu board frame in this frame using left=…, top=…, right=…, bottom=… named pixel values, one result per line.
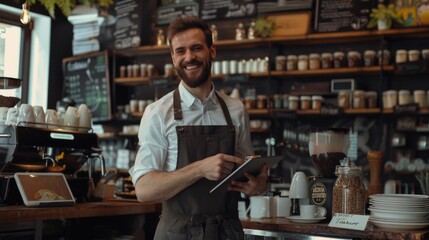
left=62, top=51, right=112, bottom=122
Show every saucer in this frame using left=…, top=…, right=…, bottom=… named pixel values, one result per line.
left=286, top=216, right=326, bottom=224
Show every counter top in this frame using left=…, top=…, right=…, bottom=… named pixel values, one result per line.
left=0, top=200, right=161, bottom=223
left=241, top=218, right=429, bottom=240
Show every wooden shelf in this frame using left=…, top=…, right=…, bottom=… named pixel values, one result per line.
left=271, top=65, right=394, bottom=76
left=115, top=77, right=151, bottom=86
left=113, top=27, right=429, bottom=57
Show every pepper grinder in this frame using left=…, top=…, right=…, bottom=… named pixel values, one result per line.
left=367, top=150, right=384, bottom=197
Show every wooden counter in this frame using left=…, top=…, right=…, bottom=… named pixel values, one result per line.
left=0, top=200, right=161, bottom=223
left=241, top=218, right=429, bottom=240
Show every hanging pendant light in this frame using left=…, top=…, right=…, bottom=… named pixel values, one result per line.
left=20, top=1, right=31, bottom=24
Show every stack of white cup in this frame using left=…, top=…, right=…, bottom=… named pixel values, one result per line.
left=0, top=103, right=92, bottom=132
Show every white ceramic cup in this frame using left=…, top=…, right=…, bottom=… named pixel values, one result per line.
left=275, top=196, right=291, bottom=217
left=0, top=107, right=9, bottom=124
left=247, top=196, right=270, bottom=219
left=238, top=201, right=247, bottom=219
left=300, top=204, right=327, bottom=219
left=64, top=106, right=79, bottom=130
left=17, top=104, right=35, bottom=124
left=45, top=109, right=60, bottom=128
left=78, top=104, right=91, bottom=132
left=33, top=105, right=45, bottom=125
left=289, top=171, right=309, bottom=199
left=5, top=108, right=19, bottom=125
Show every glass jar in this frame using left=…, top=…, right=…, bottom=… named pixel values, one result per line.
left=333, top=51, right=346, bottom=68
left=353, top=90, right=366, bottom=108
left=363, top=50, right=376, bottom=67
left=408, top=49, right=421, bottom=62
left=396, top=49, right=408, bottom=64
left=289, top=96, right=299, bottom=110
left=347, top=51, right=362, bottom=68
left=298, top=55, right=309, bottom=71
left=338, top=91, right=351, bottom=109
left=287, top=55, right=298, bottom=71
left=300, top=95, right=311, bottom=110
left=398, top=90, right=411, bottom=105
left=377, top=50, right=390, bottom=66
left=383, top=90, right=398, bottom=109
left=414, top=90, right=427, bottom=108
left=309, top=53, right=321, bottom=70
left=321, top=52, right=333, bottom=69
left=275, top=55, right=287, bottom=71
left=365, top=91, right=377, bottom=109
left=332, top=165, right=366, bottom=215
left=311, top=95, right=324, bottom=110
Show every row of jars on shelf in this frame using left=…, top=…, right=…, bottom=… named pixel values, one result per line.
left=274, top=48, right=429, bottom=72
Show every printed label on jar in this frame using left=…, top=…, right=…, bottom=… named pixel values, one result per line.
left=310, top=182, right=327, bottom=206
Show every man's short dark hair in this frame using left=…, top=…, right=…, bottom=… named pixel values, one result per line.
left=167, top=16, right=213, bottom=49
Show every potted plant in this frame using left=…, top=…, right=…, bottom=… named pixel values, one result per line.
left=254, top=17, right=276, bottom=38
left=23, top=0, right=113, bottom=18
left=367, top=3, right=404, bottom=30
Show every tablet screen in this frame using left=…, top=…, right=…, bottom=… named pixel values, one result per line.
left=14, top=172, right=76, bottom=207
left=210, top=155, right=284, bottom=194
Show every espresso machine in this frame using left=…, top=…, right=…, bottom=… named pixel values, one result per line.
left=0, top=123, right=106, bottom=204
left=308, top=128, right=349, bottom=220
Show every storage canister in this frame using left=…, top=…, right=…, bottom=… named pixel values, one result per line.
left=256, top=95, right=268, bottom=109
left=338, top=91, right=351, bottom=109
left=298, top=55, right=309, bottom=71
left=363, top=50, right=376, bottom=67
left=414, top=90, right=427, bottom=108
left=395, top=49, right=408, bottom=64
left=334, top=51, right=346, bottom=68
left=300, top=96, right=311, bottom=110
left=383, top=90, right=398, bottom=109
left=287, top=55, right=298, bottom=71
left=309, top=53, right=321, bottom=70
left=353, top=90, right=366, bottom=108
left=332, top=165, right=366, bottom=215
left=311, top=95, right=324, bottom=110
left=365, top=91, right=377, bottom=109
left=408, top=49, right=421, bottom=62
left=321, top=52, right=333, bottom=69
left=275, top=55, right=287, bottom=71
left=398, top=90, right=411, bottom=105
left=288, top=96, right=299, bottom=110
left=347, top=51, right=362, bottom=68
left=377, top=50, right=390, bottom=66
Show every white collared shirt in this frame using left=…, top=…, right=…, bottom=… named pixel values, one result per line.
left=129, top=81, right=253, bottom=184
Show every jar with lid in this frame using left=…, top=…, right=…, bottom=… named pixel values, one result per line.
left=398, top=90, right=411, bottom=105
left=422, top=49, right=429, bottom=68
left=383, top=90, right=398, bottom=109
left=311, top=95, right=324, bottom=110
left=275, top=55, right=287, bottom=71
left=321, top=52, right=333, bottom=69
left=396, top=49, right=408, bottom=64
left=408, top=49, right=421, bottom=62
left=333, top=51, right=346, bottom=68
left=377, top=50, right=390, bottom=66
left=309, top=53, right=321, bottom=70
left=300, top=95, right=311, bottom=110
left=288, top=96, right=299, bottom=110
left=353, top=90, right=366, bottom=108
left=414, top=90, right=427, bottom=108
left=287, top=55, right=298, bottom=71
left=332, top=164, right=366, bottom=215
left=365, top=91, right=377, bottom=109
left=298, top=55, right=309, bottom=71
left=363, top=50, right=376, bottom=67
left=338, top=91, right=351, bottom=109
left=347, top=51, right=362, bottom=68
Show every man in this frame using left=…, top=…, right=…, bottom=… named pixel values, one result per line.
left=129, top=16, right=268, bottom=239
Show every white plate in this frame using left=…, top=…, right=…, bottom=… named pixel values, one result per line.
left=369, top=194, right=429, bottom=201
left=369, top=219, right=429, bottom=230
left=286, top=216, right=326, bottom=224
left=368, top=208, right=429, bottom=220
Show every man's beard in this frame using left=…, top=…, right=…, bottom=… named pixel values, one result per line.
left=175, top=59, right=212, bottom=88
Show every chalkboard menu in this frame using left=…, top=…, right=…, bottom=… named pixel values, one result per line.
left=156, top=0, right=256, bottom=25
left=113, top=0, right=142, bottom=49
left=312, top=0, right=373, bottom=33
left=62, top=51, right=112, bottom=122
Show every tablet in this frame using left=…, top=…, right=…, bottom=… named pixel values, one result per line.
left=209, top=155, right=284, bottom=194
left=14, top=172, right=76, bottom=207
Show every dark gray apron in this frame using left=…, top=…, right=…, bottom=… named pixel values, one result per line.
left=153, top=89, right=244, bottom=240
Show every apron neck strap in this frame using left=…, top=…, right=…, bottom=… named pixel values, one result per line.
left=173, top=89, right=234, bottom=131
